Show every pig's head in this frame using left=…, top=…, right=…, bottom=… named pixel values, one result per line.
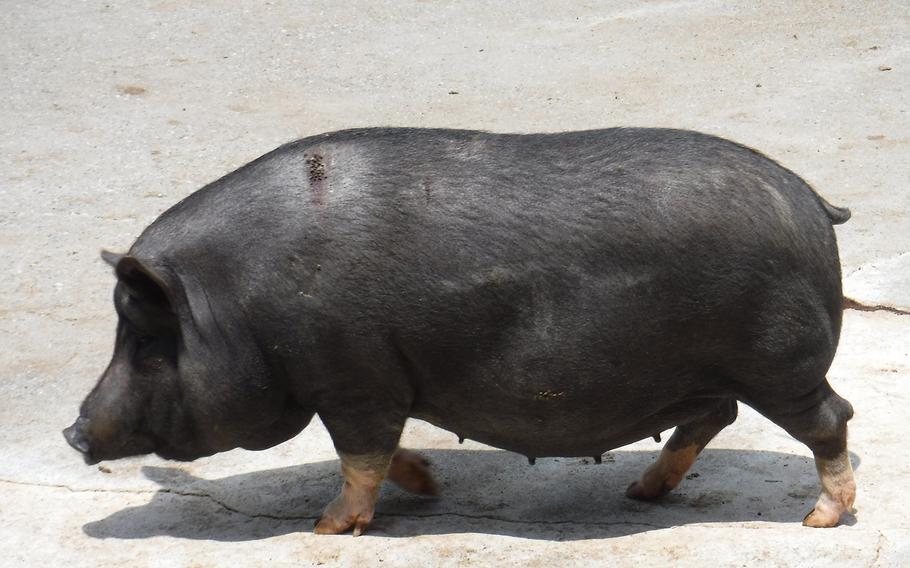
left=63, top=251, right=314, bottom=465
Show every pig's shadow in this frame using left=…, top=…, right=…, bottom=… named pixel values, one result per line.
left=83, top=448, right=859, bottom=541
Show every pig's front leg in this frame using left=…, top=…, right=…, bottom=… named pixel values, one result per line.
left=314, top=447, right=438, bottom=536
left=314, top=452, right=390, bottom=536
left=314, top=396, right=438, bottom=536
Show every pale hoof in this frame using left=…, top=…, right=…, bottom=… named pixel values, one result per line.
left=802, top=498, right=847, bottom=528
left=626, top=479, right=670, bottom=501
left=626, top=445, right=698, bottom=501
left=388, top=449, right=439, bottom=496
left=802, top=452, right=855, bottom=528
left=314, top=468, right=381, bottom=536
left=313, top=515, right=372, bottom=536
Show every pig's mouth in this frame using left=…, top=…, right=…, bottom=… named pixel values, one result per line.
left=85, top=435, right=156, bottom=465
left=63, top=417, right=157, bottom=465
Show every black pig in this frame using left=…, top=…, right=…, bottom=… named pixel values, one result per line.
left=65, top=128, right=855, bottom=534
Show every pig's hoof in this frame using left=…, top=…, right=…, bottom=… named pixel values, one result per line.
left=314, top=494, right=376, bottom=536
left=625, top=467, right=681, bottom=500
left=802, top=506, right=842, bottom=528
left=314, top=509, right=373, bottom=537
left=626, top=446, right=696, bottom=500
left=802, top=497, right=849, bottom=528
left=388, top=448, right=439, bottom=496
left=802, top=472, right=855, bottom=528
left=625, top=480, right=670, bottom=501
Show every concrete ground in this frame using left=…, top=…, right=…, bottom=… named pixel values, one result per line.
left=2, top=1, right=908, bottom=566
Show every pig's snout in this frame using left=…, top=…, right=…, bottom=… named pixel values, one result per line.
left=63, top=417, right=99, bottom=464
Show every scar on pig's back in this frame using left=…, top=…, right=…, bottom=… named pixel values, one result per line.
left=306, top=154, right=327, bottom=183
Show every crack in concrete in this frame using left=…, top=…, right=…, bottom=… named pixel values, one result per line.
left=843, top=297, right=910, bottom=316
left=157, top=487, right=313, bottom=522
left=0, top=478, right=663, bottom=530
left=0, top=478, right=157, bottom=495
left=870, top=530, right=887, bottom=566
left=7, top=478, right=897, bottom=538
left=0, top=478, right=297, bottom=520
left=6, top=479, right=892, bottom=535
left=381, top=511, right=666, bottom=530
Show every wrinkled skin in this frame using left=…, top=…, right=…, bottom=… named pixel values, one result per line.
left=65, top=127, right=856, bottom=533
left=63, top=253, right=315, bottom=465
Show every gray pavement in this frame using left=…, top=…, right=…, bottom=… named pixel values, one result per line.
left=1, top=1, right=908, bottom=566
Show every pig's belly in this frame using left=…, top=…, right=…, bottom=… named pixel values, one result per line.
left=411, top=394, right=727, bottom=458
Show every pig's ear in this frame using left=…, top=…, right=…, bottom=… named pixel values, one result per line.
left=101, top=249, right=125, bottom=268
left=113, top=255, right=174, bottom=310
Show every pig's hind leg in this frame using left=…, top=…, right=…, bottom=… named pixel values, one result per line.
left=734, top=278, right=855, bottom=527
left=387, top=447, right=439, bottom=496
left=627, top=398, right=738, bottom=500
left=747, top=379, right=855, bottom=528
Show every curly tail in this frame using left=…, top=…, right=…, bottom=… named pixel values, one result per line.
left=818, top=197, right=851, bottom=225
